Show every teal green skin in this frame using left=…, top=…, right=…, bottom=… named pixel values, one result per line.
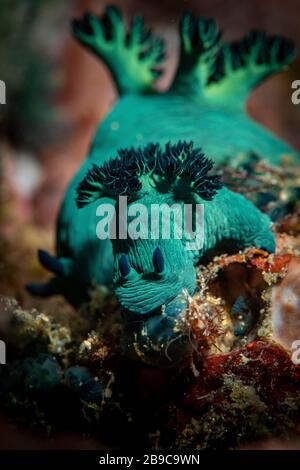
left=54, top=91, right=287, bottom=299
left=88, top=93, right=297, bottom=165
left=59, top=92, right=297, bottom=286
left=27, top=7, right=299, bottom=366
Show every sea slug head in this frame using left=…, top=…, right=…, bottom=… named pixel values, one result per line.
left=115, top=241, right=196, bottom=367
left=76, top=141, right=223, bottom=366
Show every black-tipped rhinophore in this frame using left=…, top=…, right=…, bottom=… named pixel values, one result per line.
left=119, top=254, right=131, bottom=278
left=26, top=282, right=55, bottom=297
left=152, top=246, right=165, bottom=274
left=38, top=249, right=64, bottom=276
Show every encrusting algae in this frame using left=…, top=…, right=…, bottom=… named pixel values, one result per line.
left=1, top=231, right=300, bottom=448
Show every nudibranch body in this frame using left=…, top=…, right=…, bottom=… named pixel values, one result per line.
left=28, top=6, right=299, bottom=366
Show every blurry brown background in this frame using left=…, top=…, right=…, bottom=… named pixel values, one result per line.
left=0, top=0, right=300, bottom=450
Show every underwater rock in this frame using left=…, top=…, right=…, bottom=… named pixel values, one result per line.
left=169, top=340, right=300, bottom=449
left=278, top=210, right=300, bottom=236
left=64, top=366, right=103, bottom=403
left=22, top=354, right=62, bottom=393
left=182, top=247, right=297, bottom=361
left=1, top=246, right=300, bottom=449
left=222, top=157, right=300, bottom=222
left=230, top=295, right=255, bottom=337
left=0, top=296, right=71, bottom=357
left=1, top=354, right=62, bottom=395
left=187, top=340, right=300, bottom=403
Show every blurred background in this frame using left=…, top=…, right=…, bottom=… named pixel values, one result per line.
left=0, top=0, right=299, bottom=449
